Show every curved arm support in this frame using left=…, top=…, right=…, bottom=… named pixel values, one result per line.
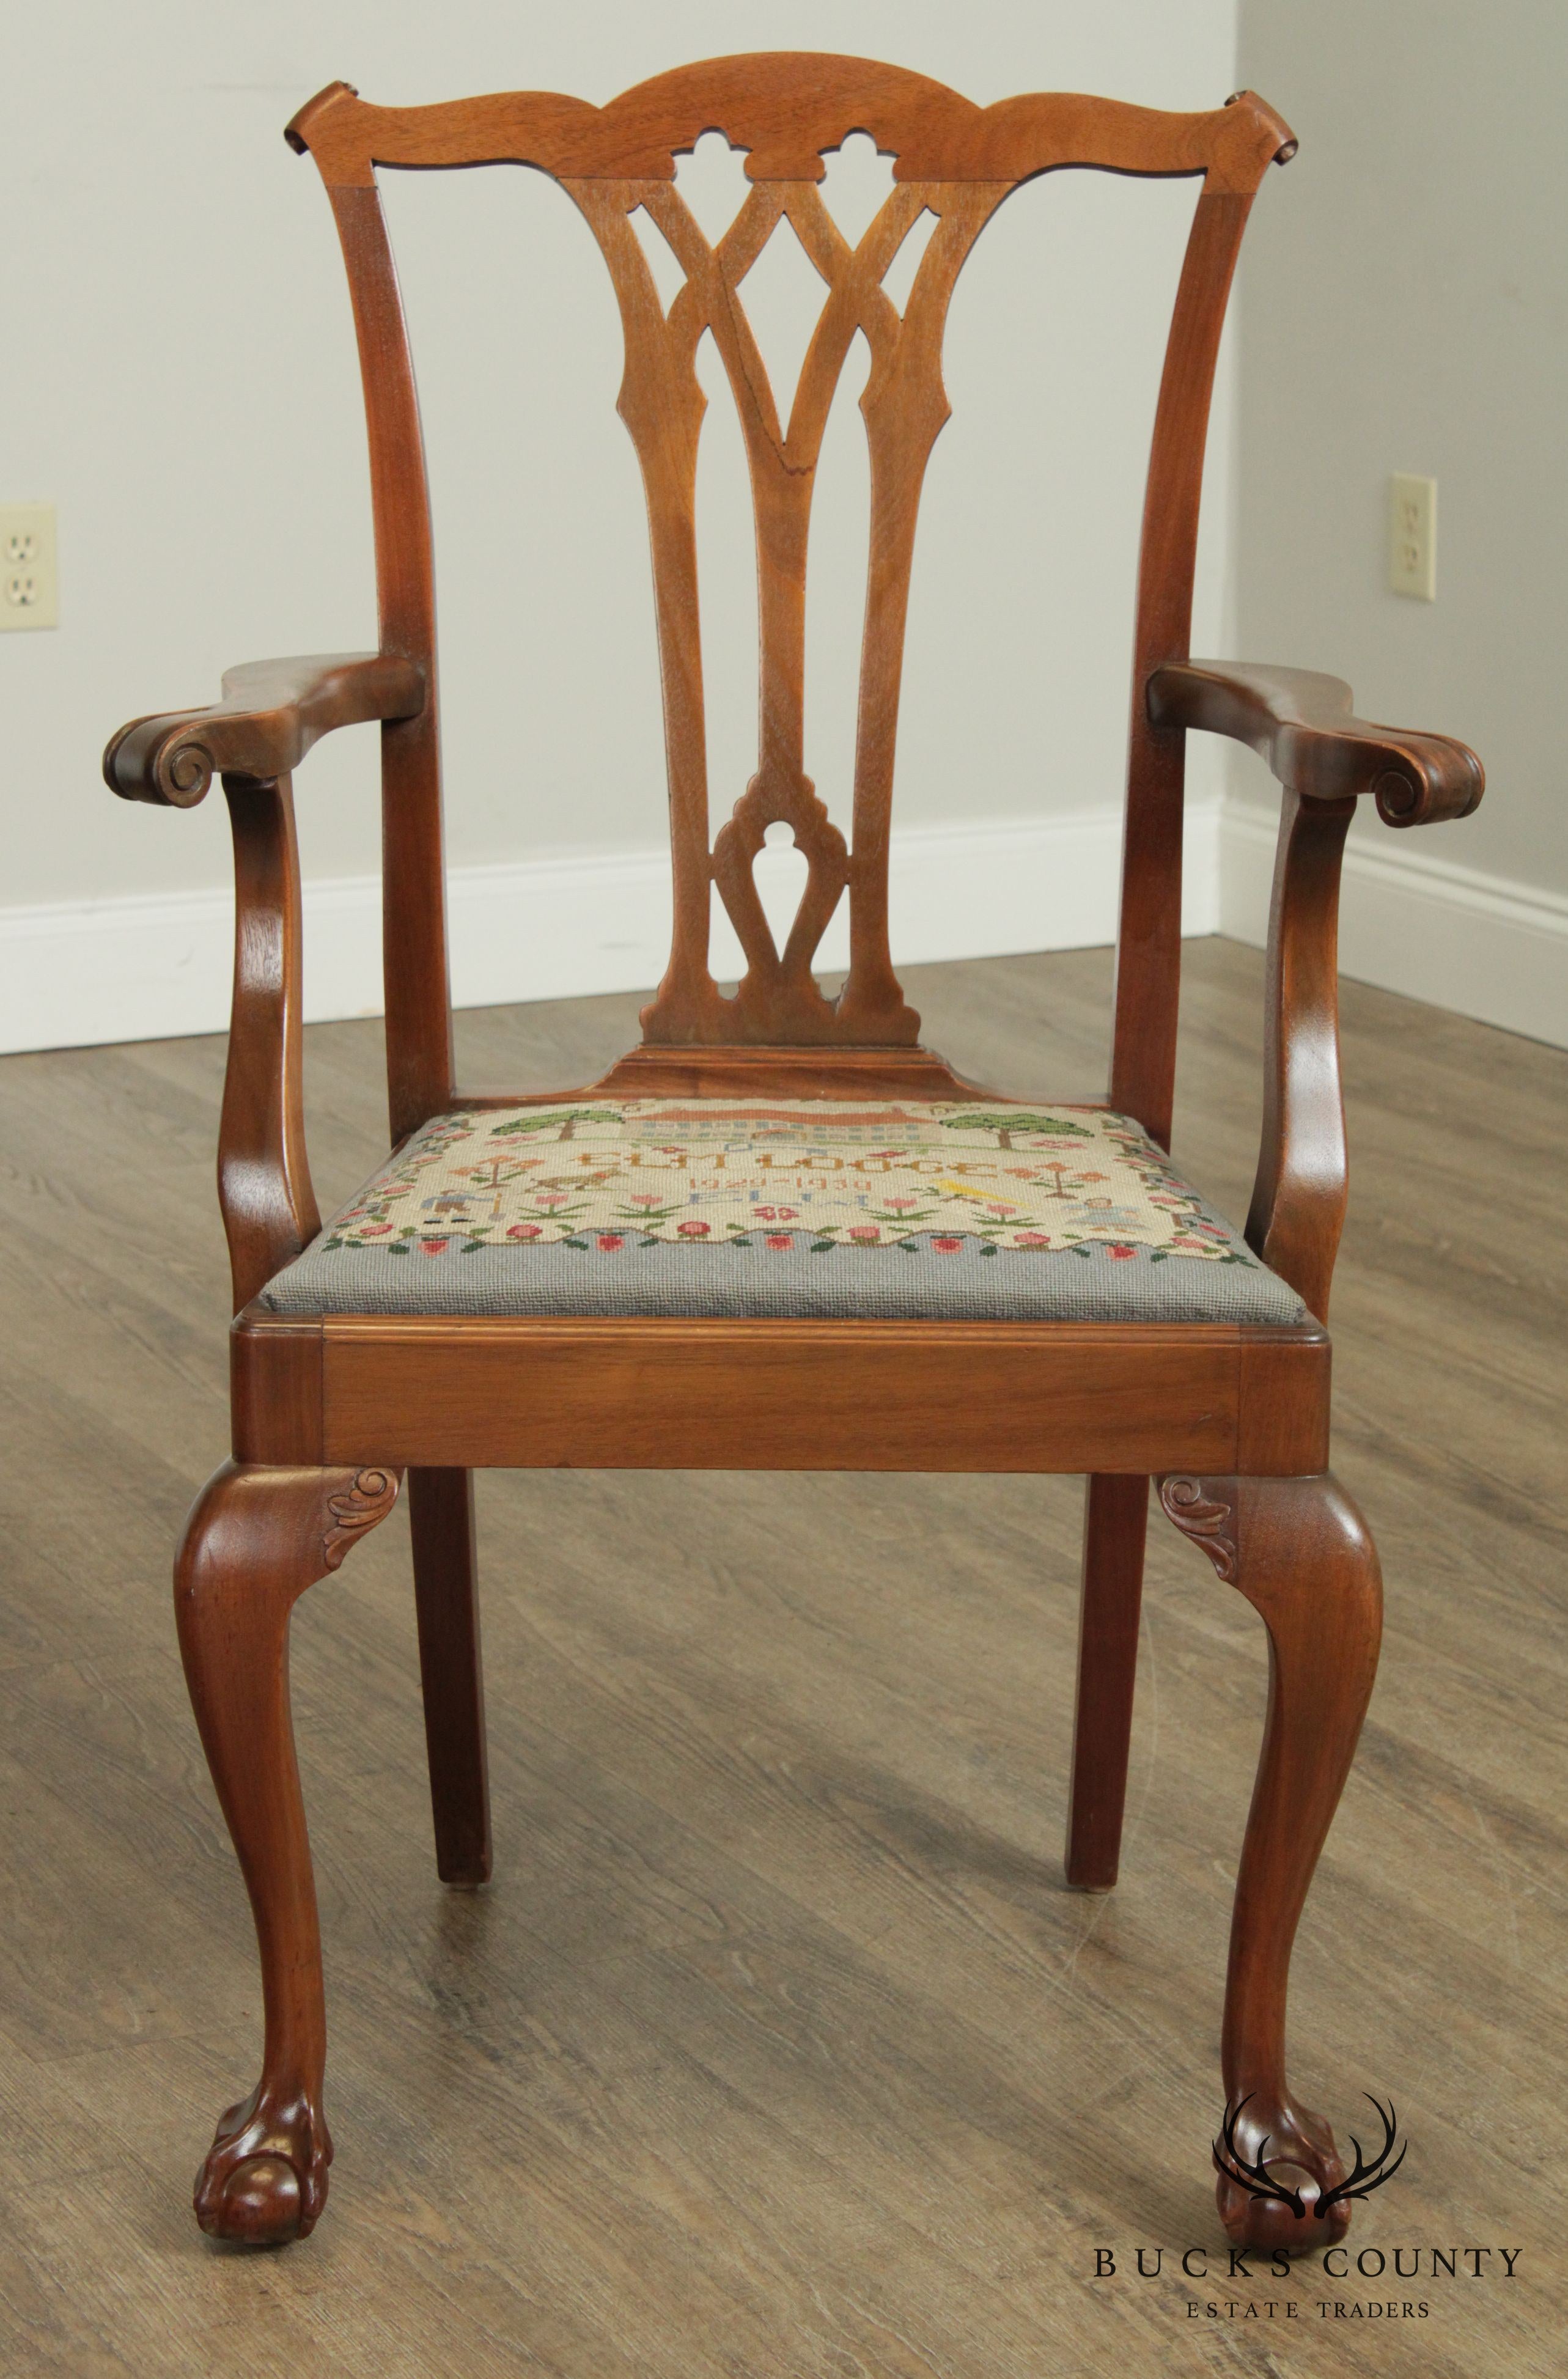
left=103, top=652, right=425, bottom=809
left=220, top=776, right=320, bottom=1314
left=1247, top=790, right=1355, bottom=1322
left=1148, top=659, right=1484, bottom=827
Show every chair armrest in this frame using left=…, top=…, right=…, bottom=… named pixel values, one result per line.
left=1150, top=660, right=1483, bottom=1322
left=103, top=654, right=425, bottom=1307
left=1148, top=658, right=1484, bottom=826
left=103, top=651, right=425, bottom=808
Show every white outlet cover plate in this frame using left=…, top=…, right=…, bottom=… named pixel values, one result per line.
left=1, top=503, right=58, bottom=630
left=1388, top=472, right=1437, bottom=602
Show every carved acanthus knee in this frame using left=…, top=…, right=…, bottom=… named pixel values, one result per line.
left=1157, top=1474, right=1237, bottom=1581
left=322, top=1466, right=402, bottom=1570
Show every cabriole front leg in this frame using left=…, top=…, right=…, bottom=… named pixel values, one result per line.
left=175, top=1459, right=401, bottom=2243
left=1159, top=1472, right=1382, bottom=2253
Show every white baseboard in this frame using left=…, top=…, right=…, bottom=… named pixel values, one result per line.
left=1219, top=800, right=1568, bottom=1051
left=0, top=804, right=1221, bottom=1057
left=6, top=798, right=1559, bottom=1057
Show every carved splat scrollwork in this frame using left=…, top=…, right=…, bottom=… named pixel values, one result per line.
left=1158, top=1474, right=1239, bottom=1580
left=710, top=787, right=850, bottom=1037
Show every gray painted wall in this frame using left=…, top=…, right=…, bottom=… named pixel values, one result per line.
left=1235, top=0, right=1568, bottom=895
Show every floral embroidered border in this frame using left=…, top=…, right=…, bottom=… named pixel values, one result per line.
left=315, top=1100, right=1259, bottom=1268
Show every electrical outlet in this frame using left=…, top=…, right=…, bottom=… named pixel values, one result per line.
left=1388, top=473, right=1436, bottom=601
left=1, top=503, right=58, bottom=630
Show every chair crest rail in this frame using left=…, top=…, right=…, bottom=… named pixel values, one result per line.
left=285, top=65, right=1295, bottom=191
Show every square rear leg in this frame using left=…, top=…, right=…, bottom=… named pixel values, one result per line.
left=1064, top=1474, right=1149, bottom=1889
left=408, top=1467, right=491, bottom=1886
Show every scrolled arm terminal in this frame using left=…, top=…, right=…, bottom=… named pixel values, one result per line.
left=1148, top=659, right=1484, bottom=828
left=103, top=652, right=426, bottom=808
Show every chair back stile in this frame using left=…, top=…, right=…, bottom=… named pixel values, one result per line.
left=287, top=59, right=1295, bottom=1144
left=1112, top=186, right=1260, bottom=1150
left=316, top=182, right=454, bottom=1147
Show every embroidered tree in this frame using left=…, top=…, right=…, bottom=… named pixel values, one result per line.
left=490, top=1106, right=623, bottom=1142
left=937, top=1112, right=1094, bottom=1152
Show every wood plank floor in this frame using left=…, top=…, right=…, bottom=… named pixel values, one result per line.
left=0, top=939, right=1563, bottom=2378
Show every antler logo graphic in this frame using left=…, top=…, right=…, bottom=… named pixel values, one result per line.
left=1214, top=2095, right=1407, bottom=2219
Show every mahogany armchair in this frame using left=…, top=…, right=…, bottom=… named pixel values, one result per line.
left=105, top=57, right=1482, bottom=2254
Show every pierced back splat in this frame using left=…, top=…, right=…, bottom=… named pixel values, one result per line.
left=572, top=165, right=1001, bottom=1045
left=287, top=58, right=1295, bottom=1101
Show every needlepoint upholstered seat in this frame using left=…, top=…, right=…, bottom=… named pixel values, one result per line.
left=262, top=1099, right=1308, bottom=1323
left=105, top=54, right=1482, bottom=2258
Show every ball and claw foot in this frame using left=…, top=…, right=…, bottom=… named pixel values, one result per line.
left=1215, top=2092, right=1351, bottom=2256
left=194, top=2083, right=331, bottom=2245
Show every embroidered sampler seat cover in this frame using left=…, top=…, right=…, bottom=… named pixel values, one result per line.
left=261, top=1098, right=1306, bottom=1325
